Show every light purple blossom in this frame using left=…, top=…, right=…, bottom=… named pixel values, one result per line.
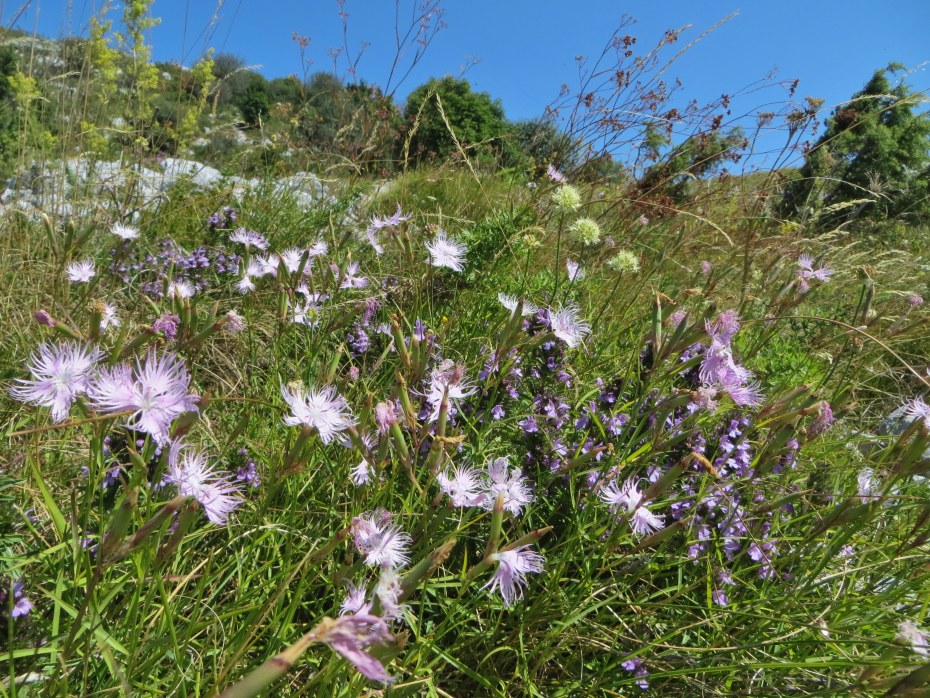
left=484, top=546, right=545, bottom=607
left=809, top=401, right=835, bottom=436
left=549, top=305, right=591, bottom=349
left=482, top=457, right=534, bottom=516
left=340, top=261, right=369, bottom=289
left=797, top=254, right=832, bottom=291
left=546, top=164, right=566, bottom=183
left=229, top=228, right=269, bottom=250
left=437, top=465, right=485, bottom=508
left=366, top=204, right=413, bottom=255
left=320, top=613, right=395, bottom=684
left=9, top=341, right=101, bottom=422
left=566, top=259, right=584, bottom=282
left=351, top=510, right=412, bottom=569
left=67, top=260, right=95, bottom=283
left=426, top=230, right=467, bottom=272
left=88, top=350, right=199, bottom=445
left=425, top=360, right=476, bottom=422
left=153, top=313, right=180, bottom=342
left=375, top=400, right=399, bottom=434
left=5, top=579, right=33, bottom=618
left=339, top=581, right=372, bottom=616
left=281, top=383, right=355, bottom=444
left=254, top=254, right=280, bottom=278
left=700, top=312, right=763, bottom=408
left=163, top=445, right=244, bottom=525
left=599, top=479, right=665, bottom=536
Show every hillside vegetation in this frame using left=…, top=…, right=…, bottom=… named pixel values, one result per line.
left=2, top=4, right=930, bottom=697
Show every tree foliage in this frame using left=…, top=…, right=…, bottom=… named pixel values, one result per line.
left=782, top=64, right=930, bottom=230
left=403, top=77, right=508, bottom=163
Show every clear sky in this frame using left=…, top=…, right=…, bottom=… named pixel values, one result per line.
left=7, top=1, right=930, bottom=167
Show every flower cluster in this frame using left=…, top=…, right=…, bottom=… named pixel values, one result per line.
left=109, top=238, right=240, bottom=297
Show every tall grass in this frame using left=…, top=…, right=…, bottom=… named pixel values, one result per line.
left=3, top=3, right=930, bottom=697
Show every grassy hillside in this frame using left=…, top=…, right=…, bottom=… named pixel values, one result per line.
left=2, top=8, right=930, bottom=698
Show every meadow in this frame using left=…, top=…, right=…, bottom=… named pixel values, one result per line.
left=2, top=6, right=930, bottom=697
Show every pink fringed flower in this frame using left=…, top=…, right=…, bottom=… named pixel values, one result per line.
left=484, top=546, right=545, bottom=607
left=88, top=350, right=198, bottom=445
left=9, top=341, right=101, bottom=422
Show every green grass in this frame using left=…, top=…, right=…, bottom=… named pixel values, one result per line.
left=1, top=164, right=929, bottom=698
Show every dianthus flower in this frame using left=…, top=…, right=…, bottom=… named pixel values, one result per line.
left=318, top=613, right=396, bottom=684
left=599, top=479, right=665, bottom=536
left=546, top=164, right=566, bottom=183
left=366, top=204, right=413, bottom=255
left=111, top=223, right=139, bottom=240
left=566, top=259, right=585, bottom=282
left=9, top=341, right=101, bottom=422
left=281, top=383, right=354, bottom=443
left=88, top=350, right=199, bottom=445
left=163, top=445, right=244, bottom=525
left=483, top=546, right=545, bottom=607
left=437, top=464, right=485, bottom=508
left=340, top=261, right=369, bottom=289
left=482, top=457, right=534, bottom=516
left=498, top=293, right=539, bottom=316
left=229, top=228, right=269, bottom=250
left=67, top=260, right=95, bottom=283
left=426, top=230, right=467, bottom=272
left=350, top=509, right=412, bottom=569
left=425, top=360, right=476, bottom=421
left=549, top=304, right=591, bottom=349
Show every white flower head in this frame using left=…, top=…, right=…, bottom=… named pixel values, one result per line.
left=111, top=223, right=139, bottom=240
left=483, top=546, right=545, bottom=607
left=482, top=457, right=534, bottom=516
left=281, top=383, right=355, bottom=444
left=549, top=304, right=591, bottom=349
left=163, top=446, right=244, bottom=525
left=426, top=229, right=467, bottom=272
left=67, top=260, right=95, bottom=283
left=437, top=465, right=486, bottom=508
left=351, top=510, right=412, bottom=569
left=498, top=293, right=539, bottom=316
left=167, top=280, right=195, bottom=299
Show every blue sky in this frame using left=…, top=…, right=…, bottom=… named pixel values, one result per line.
left=8, top=1, right=930, bottom=167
